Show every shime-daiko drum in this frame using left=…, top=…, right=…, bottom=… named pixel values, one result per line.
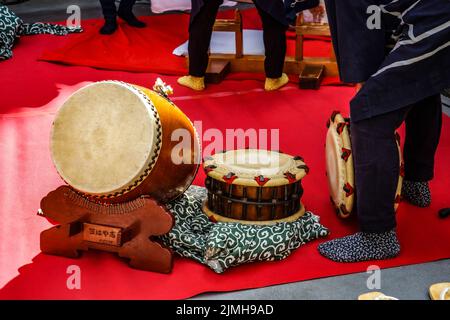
left=50, top=80, right=201, bottom=204
left=325, top=111, right=403, bottom=218
left=203, top=149, right=309, bottom=225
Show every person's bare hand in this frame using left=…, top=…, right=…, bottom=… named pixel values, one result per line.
left=356, top=82, right=365, bottom=93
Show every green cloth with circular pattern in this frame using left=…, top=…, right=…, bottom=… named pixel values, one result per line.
left=161, top=186, right=330, bottom=273
left=0, top=4, right=82, bottom=61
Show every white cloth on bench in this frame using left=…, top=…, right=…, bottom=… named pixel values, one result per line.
left=173, top=29, right=265, bottom=56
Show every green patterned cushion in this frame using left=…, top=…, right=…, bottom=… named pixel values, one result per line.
left=162, top=186, right=329, bottom=273
left=0, top=4, right=82, bottom=61
left=0, top=4, right=22, bottom=60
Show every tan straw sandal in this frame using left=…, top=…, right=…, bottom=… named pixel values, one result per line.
left=358, top=292, right=399, bottom=300
left=429, top=283, right=450, bottom=300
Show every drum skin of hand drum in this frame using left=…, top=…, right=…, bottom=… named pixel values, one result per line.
left=203, top=149, right=309, bottom=225
left=50, top=80, right=201, bottom=204
left=325, top=111, right=403, bottom=218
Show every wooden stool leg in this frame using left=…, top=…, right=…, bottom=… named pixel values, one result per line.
left=295, top=13, right=304, bottom=62
left=295, top=34, right=304, bottom=62
left=235, top=9, right=243, bottom=58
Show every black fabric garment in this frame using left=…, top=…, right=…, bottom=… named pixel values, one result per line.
left=191, top=0, right=288, bottom=27
left=324, top=0, right=450, bottom=121
left=188, top=0, right=220, bottom=77
left=323, top=0, right=388, bottom=84
left=99, top=0, right=137, bottom=20
left=100, top=0, right=117, bottom=20
left=188, top=0, right=287, bottom=78
left=351, top=94, right=442, bottom=233
left=257, top=3, right=287, bottom=78
left=403, top=96, right=443, bottom=182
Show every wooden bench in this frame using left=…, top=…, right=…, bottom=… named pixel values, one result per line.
left=188, top=6, right=339, bottom=86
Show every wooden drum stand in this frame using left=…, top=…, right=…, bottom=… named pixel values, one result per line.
left=38, top=79, right=201, bottom=274
left=38, top=186, right=174, bottom=273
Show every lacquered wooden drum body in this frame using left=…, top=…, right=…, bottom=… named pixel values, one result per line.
left=203, top=149, right=308, bottom=225
left=51, top=80, right=200, bottom=204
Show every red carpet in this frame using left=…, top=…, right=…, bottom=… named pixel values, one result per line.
left=1, top=14, right=449, bottom=300
left=39, top=9, right=335, bottom=82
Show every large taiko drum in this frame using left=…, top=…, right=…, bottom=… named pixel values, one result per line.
left=325, top=111, right=403, bottom=218
left=203, top=149, right=309, bottom=225
left=50, top=80, right=201, bottom=204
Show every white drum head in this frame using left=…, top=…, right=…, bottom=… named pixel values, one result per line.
left=325, top=112, right=354, bottom=218
left=50, top=81, right=161, bottom=197
left=204, top=149, right=307, bottom=187
left=325, top=111, right=403, bottom=218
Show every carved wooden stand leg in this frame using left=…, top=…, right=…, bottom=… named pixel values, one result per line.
left=119, top=235, right=173, bottom=273
left=40, top=224, right=84, bottom=258
left=39, top=186, right=174, bottom=273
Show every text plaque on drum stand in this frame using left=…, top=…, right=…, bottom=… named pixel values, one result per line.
left=38, top=186, right=175, bottom=273
left=83, top=223, right=123, bottom=247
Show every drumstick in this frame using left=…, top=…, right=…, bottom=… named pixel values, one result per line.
left=438, top=208, right=450, bottom=219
